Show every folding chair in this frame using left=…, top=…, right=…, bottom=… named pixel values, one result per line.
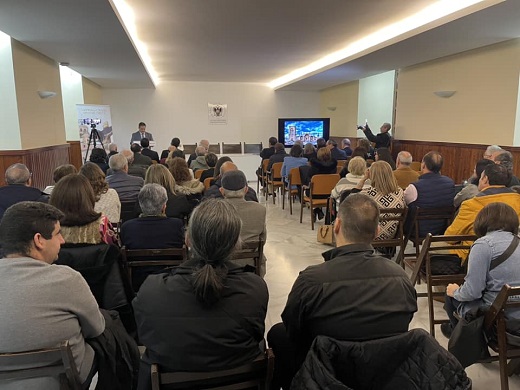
left=232, top=239, right=265, bottom=276
left=371, top=207, right=408, bottom=265
left=300, top=174, right=340, bottom=230
left=203, top=177, right=214, bottom=191
left=0, top=340, right=82, bottom=389
left=266, top=162, right=283, bottom=204
left=151, top=349, right=274, bottom=390
left=194, top=169, right=204, bottom=180
left=257, top=159, right=269, bottom=195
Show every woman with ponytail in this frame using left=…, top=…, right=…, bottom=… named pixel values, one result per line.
left=133, top=198, right=268, bottom=390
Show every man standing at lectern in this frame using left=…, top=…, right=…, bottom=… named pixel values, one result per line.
left=130, top=122, right=154, bottom=144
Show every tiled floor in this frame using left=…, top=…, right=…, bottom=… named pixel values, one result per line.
left=259, top=188, right=520, bottom=390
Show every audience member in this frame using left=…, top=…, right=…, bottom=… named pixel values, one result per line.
left=131, top=143, right=153, bottom=167
left=357, top=138, right=375, bottom=159
left=114, top=149, right=147, bottom=178
left=393, top=151, right=419, bottom=189
left=331, top=156, right=370, bottom=203
left=43, top=164, right=77, bottom=195
left=281, top=144, right=307, bottom=186
left=362, top=122, right=392, bottom=149
left=190, top=146, right=209, bottom=172
left=351, top=161, right=405, bottom=241
left=260, top=137, right=278, bottom=160
left=443, top=202, right=520, bottom=338
left=140, top=137, right=159, bottom=163
left=212, top=156, right=233, bottom=183
left=167, top=157, right=204, bottom=200
left=303, top=146, right=337, bottom=186
left=133, top=199, right=268, bottom=388
left=492, top=149, right=520, bottom=187
left=107, top=142, right=118, bottom=158
left=199, top=152, right=218, bottom=183
left=483, top=144, right=502, bottom=159
left=267, top=194, right=417, bottom=389
left=80, top=162, right=121, bottom=224
left=316, top=138, right=326, bottom=150
left=143, top=164, right=193, bottom=219
left=0, top=202, right=105, bottom=388
left=445, top=164, right=520, bottom=260
left=130, top=121, right=154, bottom=144
left=404, top=151, right=455, bottom=237
left=453, top=159, right=495, bottom=208
left=106, top=153, right=144, bottom=202
left=267, top=143, right=289, bottom=171
left=341, top=138, right=353, bottom=157
left=204, top=162, right=259, bottom=202
left=0, top=163, right=47, bottom=220
left=303, top=143, right=317, bottom=160
left=374, top=147, right=396, bottom=169
left=187, top=139, right=209, bottom=166
left=351, top=146, right=369, bottom=161
left=326, top=139, right=347, bottom=160
left=89, top=148, right=109, bottom=174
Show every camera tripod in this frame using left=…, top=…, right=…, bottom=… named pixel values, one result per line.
left=84, top=127, right=105, bottom=164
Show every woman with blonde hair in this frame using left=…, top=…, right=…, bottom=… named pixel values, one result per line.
left=80, top=162, right=121, bottom=224
left=144, top=164, right=193, bottom=219
left=331, top=156, right=371, bottom=203
left=167, top=157, right=204, bottom=200
left=351, top=161, right=405, bottom=240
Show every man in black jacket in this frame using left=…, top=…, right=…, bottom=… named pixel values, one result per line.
left=362, top=122, right=392, bottom=149
left=267, top=193, right=417, bottom=389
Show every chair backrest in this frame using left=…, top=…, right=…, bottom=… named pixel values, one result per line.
left=336, top=159, right=347, bottom=168
left=485, top=284, right=520, bottom=332
left=208, top=143, right=221, bottom=154
left=410, top=161, right=422, bottom=172
left=261, top=159, right=269, bottom=173
left=408, top=206, right=455, bottom=241
left=244, top=142, right=263, bottom=154
left=222, top=142, right=242, bottom=154
left=288, top=167, right=302, bottom=187
left=270, top=162, right=283, bottom=180
left=203, top=177, right=213, bottom=190
left=310, top=174, right=340, bottom=197
left=182, top=144, right=197, bottom=155
left=194, top=169, right=204, bottom=180
left=372, top=207, right=408, bottom=262
left=0, top=340, right=81, bottom=389
left=120, top=200, right=139, bottom=223
left=232, top=239, right=265, bottom=276
left=151, top=348, right=274, bottom=390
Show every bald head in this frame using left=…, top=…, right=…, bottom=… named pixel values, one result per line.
left=422, top=151, right=443, bottom=174
left=220, top=162, right=237, bottom=176
left=5, top=163, right=31, bottom=185
left=396, top=151, right=413, bottom=169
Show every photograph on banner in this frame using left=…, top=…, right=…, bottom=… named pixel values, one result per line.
left=208, top=103, right=227, bottom=125
left=76, top=104, right=113, bottom=161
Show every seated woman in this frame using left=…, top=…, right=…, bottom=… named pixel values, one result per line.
left=351, top=161, right=405, bottom=240
left=144, top=164, right=193, bottom=219
left=331, top=156, right=371, bottom=204
left=80, top=162, right=121, bottom=224
left=302, top=143, right=317, bottom=160
left=375, top=147, right=396, bottom=170
left=443, top=202, right=520, bottom=338
left=167, top=157, right=204, bottom=201
left=133, top=199, right=268, bottom=390
left=281, top=144, right=307, bottom=186
left=89, top=147, right=109, bottom=174
left=357, top=138, right=375, bottom=160
left=454, top=159, right=495, bottom=208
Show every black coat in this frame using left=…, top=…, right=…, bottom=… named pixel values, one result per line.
left=291, top=331, right=471, bottom=390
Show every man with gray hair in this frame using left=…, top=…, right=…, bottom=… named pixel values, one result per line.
left=106, top=152, right=144, bottom=202
left=341, top=138, right=352, bottom=157
left=190, top=146, right=209, bottom=172
left=483, top=144, right=502, bottom=159
left=106, top=149, right=146, bottom=179
left=393, top=151, right=420, bottom=189
left=108, top=143, right=118, bottom=158
left=220, top=170, right=267, bottom=275
left=362, top=122, right=392, bottom=149
left=187, top=139, right=210, bottom=166
left=326, top=139, right=347, bottom=160
left=0, top=163, right=48, bottom=220
left=491, top=149, right=520, bottom=187
left=120, top=183, right=184, bottom=289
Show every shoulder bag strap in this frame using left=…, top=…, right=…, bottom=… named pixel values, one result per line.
left=490, top=235, right=520, bottom=271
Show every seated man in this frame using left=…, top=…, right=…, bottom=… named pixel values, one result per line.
left=445, top=164, right=520, bottom=260
left=199, top=152, right=218, bottom=183
left=0, top=163, right=48, bottom=220
left=43, top=164, right=77, bottom=195
left=121, top=184, right=185, bottom=290
left=404, top=151, right=455, bottom=237
left=491, top=149, right=520, bottom=187
left=267, top=194, right=417, bottom=389
left=0, top=202, right=105, bottom=388
left=190, top=146, right=209, bottom=172
left=187, top=139, right=209, bottom=167
left=326, top=139, right=347, bottom=160
left=130, top=143, right=153, bottom=168
left=267, top=143, right=289, bottom=171
left=160, top=137, right=185, bottom=161
left=220, top=170, right=266, bottom=274
left=393, top=151, right=420, bottom=189
left=341, top=138, right=352, bottom=157
left=106, top=153, right=144, bottom=202
left=204, top=162, right=258, bottom=202
left=140, top=137, right=159, bottom=163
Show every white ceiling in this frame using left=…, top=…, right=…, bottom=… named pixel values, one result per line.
left=0, top=0, right=518, bottom=90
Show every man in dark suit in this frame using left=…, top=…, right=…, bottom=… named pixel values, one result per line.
left=140, top=138, right=159, bottom=163
left=130, top=121, right=154, bottom=144
left=130, top=143, right=153, bottom=168
left=326, top=139, right=347, bottom=160
left=106, top=153, right=144, bottom=202
left=267, top=143, right=289, bottom=171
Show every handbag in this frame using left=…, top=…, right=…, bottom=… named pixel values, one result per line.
left=317, top=225, right=334, bottom=245
left=100, top=216, right=119, bottom=247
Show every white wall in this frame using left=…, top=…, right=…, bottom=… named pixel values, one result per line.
left=102, top=81, right=320, bottom=151
left=0, top=34, right=21, bottom=150
left=60, top=66, right=84, bottom=141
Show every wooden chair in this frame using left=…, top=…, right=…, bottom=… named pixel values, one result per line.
left=244, top=142, right=263, bottom=154
left=182, top=144, right=197, bottom=156
left=257, top=159, right=269, bottom=195
left=371, top=207, right=408, bottom=266
left=208, top=143, right=221, bottom=154
left=0, top=340, right=82, bottom=389
left=409, top=233, right=477, bottom=337
left=121, top=246, right=188, bottom=292
left=203, top=177, right=214, bottom=191
left=266, top=162, right=283, bottom=204
left=222, top=142, right=242, bottom=154
left=120, top=200, right=139, bottom=224
left=484, top=284, right=520, bottom=390
left=411, top=161, right=422, bottom=172
left=232, top=239, right=265, bottom=276
left=336, top=166, right=343, bottom=174
left=194, top=169, right=204, bottom=180
left=151, top=348, right=275, bottom=390
left=284, top=167, right=302, bottom=215
left=300, top=174, right=340, bottom=230
left=336, top=159, right=347, bottom=168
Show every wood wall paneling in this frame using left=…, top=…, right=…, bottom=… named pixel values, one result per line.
left=67, top=141, right=82, bottom=170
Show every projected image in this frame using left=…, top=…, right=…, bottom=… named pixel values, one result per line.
left=282, top=120, right=325, bottom=146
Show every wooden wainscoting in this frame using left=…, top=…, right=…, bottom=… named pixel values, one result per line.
left=67, top=141, right=82, bottom=170
left=0, top=144, right=71, bottom=189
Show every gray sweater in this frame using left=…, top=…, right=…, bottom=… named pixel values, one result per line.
left=0, top=257, right=105, bottom=389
